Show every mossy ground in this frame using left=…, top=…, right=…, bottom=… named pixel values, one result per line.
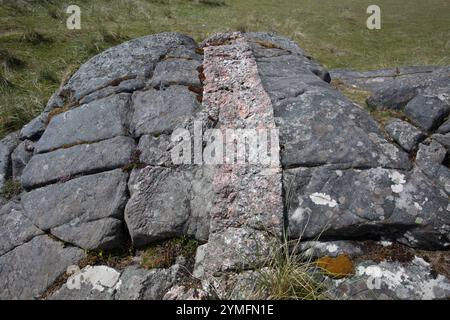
left=1, top=0, right=449, bottom=138
left=141, top=237, right=199, bottom=269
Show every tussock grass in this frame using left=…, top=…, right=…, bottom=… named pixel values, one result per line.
left=0, top=49, right=25, bottom=71
left=21, top=28, right=51, bottom=45
left=255, top=238, right=328, bottom=300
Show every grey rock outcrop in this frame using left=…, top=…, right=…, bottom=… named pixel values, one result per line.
left=2, top=32, right=449, bottom=300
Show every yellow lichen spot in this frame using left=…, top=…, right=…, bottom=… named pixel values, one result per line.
left=316, top=255, right=354, bottom=278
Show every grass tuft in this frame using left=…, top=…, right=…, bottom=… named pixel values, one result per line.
left=1, top=179, right=23, bottom=200
left=0, top=49, right=25, bottom=71
left=255, top=238, right=328, bottom=300
left=21, top=28, right=51, bottom=45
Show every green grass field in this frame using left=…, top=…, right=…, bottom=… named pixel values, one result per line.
left=1, top=0, right=449, bottom=138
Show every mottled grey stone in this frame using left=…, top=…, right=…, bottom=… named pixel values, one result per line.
left=19, top=114, right=47, bottom=140
left=404, top=95, right=450, bottom=131
left=326, top=258, right=450, bottom=300
left=0, top=200, right=43, bottom=256
left=415, top=141, right=450, bottom=196
left=21, top=169, right=128, bottom=250
left=431, top=133, right=450, bottom=150
left=272, top=90, right=410, bottom=169
left=35, top=93, right=131, bottom=154
left=22, top=136, right=135, bottom=189
left=0, top=131, right=20, bottom=191
left=0, top=235, right=85, bottom=299
left=61, top=33, right=198, bottom=100
left=131, top=86, right=201, bottom=137
left=125, top=165, right=212, bottom=247
left=11, top=140, right=33, bottom=179
left=437, top=118, right=450, bottom=134
left=138, top=134, right=172, bottom=166
left=193, top=228, right=275, bottom=278
left=385, top=118, right=425, bottom=152
left=115, top=265, right=180, bottom=300
left=150, top=58, right=201, bottom=87
left=285, top=166, right=450, bottom=249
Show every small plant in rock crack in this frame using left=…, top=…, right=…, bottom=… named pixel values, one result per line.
left=254, top=237, right=329, bottom=300
left=141, top=237, right=199, bottom=269
left=1, top=179, right=23, bottom=200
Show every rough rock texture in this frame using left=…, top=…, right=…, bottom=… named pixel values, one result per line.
left=50, top=264, right=180, bottom=300
left=0, top=132, right=20, bottom=191
left=0, top=235, right=85, bottom=299
left=0, top=200, right=43, bottom=256
left=11, top=139, right=33, bottom=179
left=404, top=95, right=450, bottom=132
left=327, top=257, right=450, bottom=300
left=385, top=118, right=425, bottom=152
left=35, top=93, right=131, bottom=154
left=193, top=33, right=284, bottom=278
left=21, top=136, right=135, bottom=189
left=125, top=166, right=213, bottom=246
left=2, top=32, right=449, bottom=300
left=21, top=169, right=129, bottom=250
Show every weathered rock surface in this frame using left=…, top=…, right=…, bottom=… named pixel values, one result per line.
left=3, top=32, right=450, bottom=300
left=0, top=132, right=20, bottom=191
left=125, top=166, right=213, bottom=247
left=35, top=93, right=131, bottom=154
left=22, top=169, right=128, bottom=250
left=404, top=95, right=450, bottom=132
left=327, top=257, right=450, bottom=300
left=21, top=136, right=135, bottom=189
left=50, top=264, right=180, bottom=300
left=0, top=200, right=43, bottom=256
left=131, top=85, right=201, bottom=137
left=385, top=118, right=425, bottom=152
left=285, top=166, right=449, bottom=249
left=0, top=235, right=85, bottom=299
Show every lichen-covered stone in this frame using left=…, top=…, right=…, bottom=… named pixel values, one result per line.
left=404, top=95, right=450, bottom=132
left=385, top=118, right=425, bottom=152
left=326, top=258, right=450, bottom=300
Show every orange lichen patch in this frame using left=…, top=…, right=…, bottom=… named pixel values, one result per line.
left=316, top=255, right=354, bottom=278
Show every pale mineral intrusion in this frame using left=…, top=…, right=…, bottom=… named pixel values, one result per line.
left=194, top=33, right=284, bottom=278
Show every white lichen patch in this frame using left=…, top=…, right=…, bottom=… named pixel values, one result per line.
left=309, top=193, right=338, bottom=208
left=66, top=265, right=121, bottom=292
left=356, top=260, right=450, bottom=299
left=379, top=241, right=392, bottom=247
left=389, top=171, right=406, bottom=194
